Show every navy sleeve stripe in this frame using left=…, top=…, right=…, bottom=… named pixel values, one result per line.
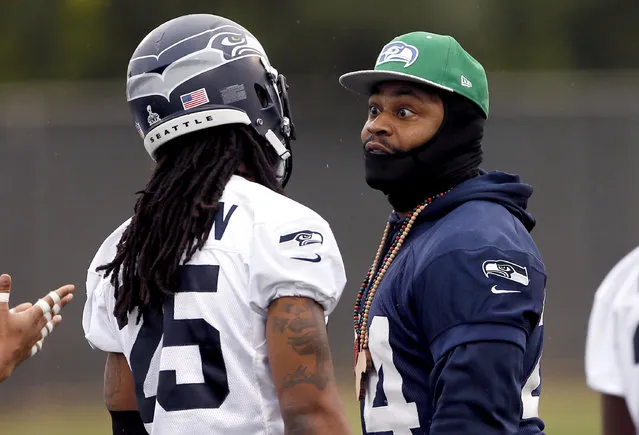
left=430, top=322, right=527, bottom=361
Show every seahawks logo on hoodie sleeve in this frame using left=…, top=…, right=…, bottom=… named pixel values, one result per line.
left=482, top=259, right=529, bottom=285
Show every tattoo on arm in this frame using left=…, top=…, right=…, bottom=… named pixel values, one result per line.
left=270, top=298, right=332, bottom=390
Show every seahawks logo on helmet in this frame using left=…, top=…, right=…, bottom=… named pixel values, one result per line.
left=482, top=260, right=529, bottom=286
left=210, top=31, right=264, bottom=60
left=126, top=25, right=269, bottom=102
left=376, top=41, right=419, bottom=68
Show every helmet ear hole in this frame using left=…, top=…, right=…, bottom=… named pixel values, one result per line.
left=254, top=83, right=272, bottom=108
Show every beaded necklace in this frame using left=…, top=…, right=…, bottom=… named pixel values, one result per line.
left=353, top=188, right=452, bottom=400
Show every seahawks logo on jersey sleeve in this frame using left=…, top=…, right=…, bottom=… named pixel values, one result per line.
left=279, top=230, right=324, bottom=262
left=279, top=230, right=323, bottom=246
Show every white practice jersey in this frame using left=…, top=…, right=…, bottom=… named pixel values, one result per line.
left=586, top=245, right=639, bottom=430
left=83, top=175, right=347, bottom=435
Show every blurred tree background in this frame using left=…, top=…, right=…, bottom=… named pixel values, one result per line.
left=1, top=0, right=637, bottom=83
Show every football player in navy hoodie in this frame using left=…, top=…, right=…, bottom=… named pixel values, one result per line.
left=340, top=31, right=547, bottom=434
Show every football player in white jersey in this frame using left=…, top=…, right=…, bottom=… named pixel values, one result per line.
left=82, top=14, right=351, bottom=435
left=585, top=246, right=639, bottom=434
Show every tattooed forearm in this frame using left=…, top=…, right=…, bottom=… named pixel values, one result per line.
left=281, top=365, right=329, bottom=389
left=267, top=298, right=352, bottom=434
left=270, top=298, right=333, bottom=390
left=272, top=301, right=316, bottom=335
left=282, top=365, right=312, bottom=387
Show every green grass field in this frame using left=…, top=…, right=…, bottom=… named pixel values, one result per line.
left=0, top=376, right=599, bottom=434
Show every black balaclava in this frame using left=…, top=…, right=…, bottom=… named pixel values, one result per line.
left=364, top=91, right=485, bottom=212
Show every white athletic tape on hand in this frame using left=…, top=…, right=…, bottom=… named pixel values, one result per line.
left=35, top=299, right=51, bottom=314
left=30, top=340, right=43, bottom=358
left=0, top=293, right=10, bottom=303
left=40, top=321, right=54, bottom=339
left=52, top=304, right=61, bottom=315
left=44, top=311, right=52, bottom=322
left=47, top=291, right=61, bottom=305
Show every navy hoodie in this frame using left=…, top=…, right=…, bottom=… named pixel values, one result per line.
left=359, top=171, right=546, bottom=435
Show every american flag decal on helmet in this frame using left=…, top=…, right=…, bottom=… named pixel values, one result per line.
left=181, top=88, right=210, bottom=110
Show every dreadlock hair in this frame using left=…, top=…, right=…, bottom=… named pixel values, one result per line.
left=96, top=124, right=284, bottom=326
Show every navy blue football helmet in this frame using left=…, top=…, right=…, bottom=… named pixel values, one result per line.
left=126, top=14, right=295, bottom=185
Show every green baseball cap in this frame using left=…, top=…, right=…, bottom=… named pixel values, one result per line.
left=339, top=31, right=489, bottom=117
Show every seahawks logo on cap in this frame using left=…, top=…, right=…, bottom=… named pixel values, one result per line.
left=376, top=41, right=419, bottom=68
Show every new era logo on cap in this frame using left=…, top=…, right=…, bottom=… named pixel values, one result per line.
left=181, top=88, right=210, bottom=110
left=461, top=75, right=472, bottom=88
